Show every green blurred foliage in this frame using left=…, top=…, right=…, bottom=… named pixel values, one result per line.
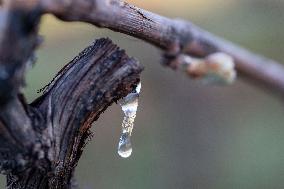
left=1, top=0, right=284, bottom=188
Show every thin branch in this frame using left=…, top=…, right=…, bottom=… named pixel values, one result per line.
left=41, top=0, right=284, bottom=95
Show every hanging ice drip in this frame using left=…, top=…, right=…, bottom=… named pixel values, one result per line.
left=117, top=82, right=141, bottom=158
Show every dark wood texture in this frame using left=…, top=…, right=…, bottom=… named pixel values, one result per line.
left=1, top=37, right=142, bottom=188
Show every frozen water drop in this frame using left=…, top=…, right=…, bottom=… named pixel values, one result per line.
left=118, top=132, right=132, bottom=158
left=117, top=82, right=141, bottom=158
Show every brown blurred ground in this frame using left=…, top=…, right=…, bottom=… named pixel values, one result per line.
left=1, top=0, right=283, bottom=188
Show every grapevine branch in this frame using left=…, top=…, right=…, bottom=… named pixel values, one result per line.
left=40, top=0, right=284, bottom=95
left=0, top=0, right=283, bottom=189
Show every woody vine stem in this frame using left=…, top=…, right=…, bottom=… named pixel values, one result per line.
left=0, top=0, right=283, bottom=189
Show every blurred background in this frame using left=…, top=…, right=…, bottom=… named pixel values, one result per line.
left=1, top=0, right=284, bottom=188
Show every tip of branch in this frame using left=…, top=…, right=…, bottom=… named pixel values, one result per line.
left=165, top=52, right=237, bottom=85
left=200, top=52, right=237, bottom=84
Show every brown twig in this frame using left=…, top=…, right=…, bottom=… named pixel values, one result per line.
left=40, top=0, right=284, bottom=95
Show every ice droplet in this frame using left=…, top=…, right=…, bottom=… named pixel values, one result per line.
left=118, top=132, right=132, bottom=158
left=117, top=82, right=141, bottom=158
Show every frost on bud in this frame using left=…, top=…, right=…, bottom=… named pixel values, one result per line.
left=176, top=52, right=237, bottom=85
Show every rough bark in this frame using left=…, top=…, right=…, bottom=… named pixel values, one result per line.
left=1, top=37, right=142, bottom=189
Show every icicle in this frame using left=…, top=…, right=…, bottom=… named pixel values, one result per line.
left=117, top=82, right=141, bottom=158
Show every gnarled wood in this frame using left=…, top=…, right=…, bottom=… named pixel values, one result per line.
left=3, top=38, right=142, bottom=189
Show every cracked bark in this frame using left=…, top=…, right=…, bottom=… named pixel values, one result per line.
left=4, top=38, right=142, bottom=189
